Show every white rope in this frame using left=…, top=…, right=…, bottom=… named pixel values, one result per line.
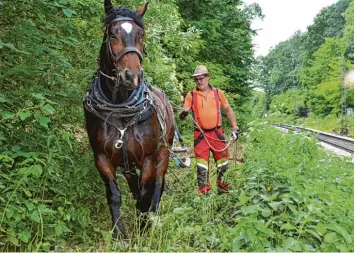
left=170, top=102, right=234, bottom=152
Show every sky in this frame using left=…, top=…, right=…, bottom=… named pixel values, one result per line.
left=243, top=0, right=339, bottom=56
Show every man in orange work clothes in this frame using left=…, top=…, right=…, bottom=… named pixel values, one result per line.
left=179, top=65, right=239, bottom=194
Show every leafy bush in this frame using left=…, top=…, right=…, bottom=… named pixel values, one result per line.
left=270, top=89, right=306, bottom=116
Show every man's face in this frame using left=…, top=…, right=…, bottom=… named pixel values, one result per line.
left=193, top=74, right=209, bottom=91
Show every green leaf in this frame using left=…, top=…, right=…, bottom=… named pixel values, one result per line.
left=241, top=205, right=258, bottom=215
left=232, top=235, right=246, bottom=252
left=62, top=8, right=74, bottom=17
left=316, top=223, right=327, bottom=236
left=305, top=229, right=322, bottom=242
left=0, top=96, right=8, bottom=103
left=43, top=104, right=55, bottom=115
left=327, top=224, right=352, bottom=244
left=17, top=110, right=32, bottom=121
left=25, top=202, right=35, bottom=211
left=1, top=110, right=15, bottom=120
left=269, top=201, right=282, bottom=211
left=238, top=190, right=250, bottom=205
left=261, top=208, right=271, bottom=217
left=283, top=237, right=301, bottom=250
left=281, top=223, right=297, bottom=230
left=14, top=213, right=22, bottom=222
left=0, top=41, right=29, bottom=54
left=5, top=207, right=14, bottom=219
left=37, top=115, right=50, bottom=128
left=38, top=204, right=56, bottom=214
left=31, top=165, right=43, bottom=178
left=0, top=132, right=6, bottom=141
left=335, top=243, right=348, bottom=252
left=20, top=230, right=31, bottom=243
left=30, top=211, right=41, bottom=223
left=55, top=223, right=63, bottom=236
left=323, top=232, right=337, bottom=243
left=23, top=188, right=32, bottom=197
left=194, top=225, right=202, bottom=232
left=7, top=234, right=19, bottom=246
left=31, top=93, right=45, bottom=100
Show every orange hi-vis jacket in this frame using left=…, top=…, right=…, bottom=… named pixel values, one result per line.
left=183, top=86, right=228, bottom=130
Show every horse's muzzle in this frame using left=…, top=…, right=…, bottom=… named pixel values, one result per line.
left=120, top=69, right=143, bottom=90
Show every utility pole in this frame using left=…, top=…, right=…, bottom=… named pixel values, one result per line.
left=264, top=85, right=267, bottom=118
left=340, top=56, right=348, bottom=136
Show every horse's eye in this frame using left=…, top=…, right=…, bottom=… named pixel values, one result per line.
left=137, top=37, right=143, bottom=44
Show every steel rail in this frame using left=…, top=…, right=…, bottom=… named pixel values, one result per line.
left=273, top=123, right=354, bottom=153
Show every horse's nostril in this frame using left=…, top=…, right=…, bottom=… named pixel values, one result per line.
left=125, top=70, right=132, bottom=80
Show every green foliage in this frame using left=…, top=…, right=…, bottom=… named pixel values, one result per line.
left=0, top=92, right=108, bottom=251
left=300, top=37, right=345, bottom=88
left=307, top=79, right=341, bottom=116
left=255, top=0, right=354, bottom=130
left=176, top=0, right=263, bottom=111
left=302, top=0, right=351, bottom=63
left=342, top=1, right=354, bottom=62
left=261, top=31, right=305, bottom=94
left=270, top=89, right=307, bottom=116
left=0, top=0, right=207, bottom=250
left=86, top=122, right=353, bottom=252
left=248, top=91, right=266, bottom=119
left=3, top=0, right=352, bottom=251
left=304, top=114, right=354, bottom=136
left=239, top=122, right=353, bottom=251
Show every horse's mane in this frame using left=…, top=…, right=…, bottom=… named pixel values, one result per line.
left=105, top=7, right=144, bottom=29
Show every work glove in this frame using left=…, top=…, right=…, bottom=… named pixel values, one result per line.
left=231, top=129, right=239, bottom=141
left=179, top=110, right=189, bottom=120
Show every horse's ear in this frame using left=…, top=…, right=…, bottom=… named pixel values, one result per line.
left=104, top=0, right=113, bottom=14
left=136, top=2, right=149, bottom=17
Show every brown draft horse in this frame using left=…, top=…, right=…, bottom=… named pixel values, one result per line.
left=83, top=0, right=175, bottom=239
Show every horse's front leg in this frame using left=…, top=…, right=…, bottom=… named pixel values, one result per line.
left=95, top=153, right=126, bottom=239
left=150, top=146, right=169, bottom=213
left=138, top=156, right=155, bottom=229
left=139, top=156, right=155, bottom=212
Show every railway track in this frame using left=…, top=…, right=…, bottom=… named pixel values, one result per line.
left=274, top=124, right=354, bottom=153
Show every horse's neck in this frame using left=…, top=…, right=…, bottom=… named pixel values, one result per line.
left=100, top=76, right=130, bottom=104
left=99, top=47, right=131, bottom=104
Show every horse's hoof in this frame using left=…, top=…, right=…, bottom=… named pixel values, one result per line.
left=112, top=227, right=128, bottom=241
left=148, top=212, right=162, bottom=227
left=113, top=238, right=129, bottom=249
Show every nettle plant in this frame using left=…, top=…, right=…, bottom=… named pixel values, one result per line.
left=0, top=92, right=105, bottom=251
left=0, top=93, right=55, bottom=136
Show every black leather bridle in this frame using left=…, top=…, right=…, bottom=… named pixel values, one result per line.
left=106, top=16, right=143, bottom=64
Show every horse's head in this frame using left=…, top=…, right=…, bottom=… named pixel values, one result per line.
left=102, top=0, right=148, bottom=91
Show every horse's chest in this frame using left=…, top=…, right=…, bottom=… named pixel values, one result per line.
left=96, top=118, right=160, bottom=165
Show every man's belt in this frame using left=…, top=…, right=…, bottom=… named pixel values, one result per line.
left=194, top=126, right=221, bottom=132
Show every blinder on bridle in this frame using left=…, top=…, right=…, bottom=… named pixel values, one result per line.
left=106, top=16, right=143, bottom=64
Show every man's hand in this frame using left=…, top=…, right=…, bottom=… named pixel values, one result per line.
left=231, top=129, right=239, bottom=141
left=179, top=110, right=189, bottom=120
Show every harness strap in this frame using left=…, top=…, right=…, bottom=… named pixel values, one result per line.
left=213, top=88, right=221, bottom=127
left=194, top=132, right=204, bottom=146
left=122, top=137, right=130, bottom=173
left=113, top=46, right=143, bottom=62
left=191, top=91, right=201, bottom=128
